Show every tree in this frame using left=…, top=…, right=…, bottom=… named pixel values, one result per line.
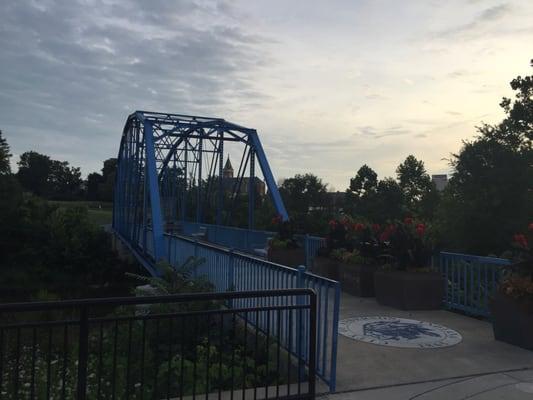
left=349, top=164, right=378, bottom=197
left=48, top=160, right=82, bottom=200
left=279, top=174, right=329, bottom=233
left=0, top=130, right=11, bottom=175
left=345, top=164, right=378, bottom=217
left=98, top=158, right=117, bottom=201
left=396, top=155, right=433, bottom=207
left=279, top=174, right=328, bottom=215
left=437, top=61, right=533, bottom=254
left=86, top=172, right=103, bottom=201
left=17, top=151, right=52, bottom=196
left=373, top=178, right=405, bottom=222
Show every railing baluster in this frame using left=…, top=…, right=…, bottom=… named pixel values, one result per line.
left=77, top=306, right=89, bottom=400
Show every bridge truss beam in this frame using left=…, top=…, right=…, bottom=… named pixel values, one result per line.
left=113, top=111, right=288, bottom=263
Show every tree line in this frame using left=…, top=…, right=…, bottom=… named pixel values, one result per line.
left=273, top=60, right=533, bottom=256
left=1, top=146, right=117, bottom=202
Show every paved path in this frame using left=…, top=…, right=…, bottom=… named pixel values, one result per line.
left=325, top=294, right=533, bottom=399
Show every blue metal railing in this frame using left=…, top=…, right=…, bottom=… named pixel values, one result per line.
left=173, top=221, right=326, bottom=266
left=438, top=252, right=511, bottom=317
left=164, top=233, right=340, bottom=392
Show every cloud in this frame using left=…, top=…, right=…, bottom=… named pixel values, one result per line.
left=433, top=3, right=512, bottom=39
left=355, top=125, right=410, bottom=139
left=0, top=0, right=271, bottom=173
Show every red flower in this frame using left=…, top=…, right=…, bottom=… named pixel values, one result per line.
left=328, top=220, right=337, bottom=229
left=271, top=215, right=282, bottom=225
left=379, top=224, right=396, bottom=242
left=513, top=233, right=529, bottom=249
left=372, top=223, right=381, bottom=232
left=528, top=222, right=533, bottom=232
left=354, top=223, right=365, bottom=232
left=416, top=223, right=426, bottom=237
left=404, top=217, right=413, bottom=225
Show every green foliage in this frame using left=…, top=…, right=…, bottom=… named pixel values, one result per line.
left=349, top=164, right=378, bottom=197
left=0, top=191, right=137, bottom=301
left=16, top=151, right=82, bottom=200
left=0, top=129, right=11, bottom=175
left=127, top=257, right=213, bottom=296
left=278, top=173, right=330, bottom=233
left=346, top=165, right=407, bottom=223
left=396, top=155, right=439, bottom=219
left=330, top=248, right=374, bottom=266
left=17, top=151, right=52, bottom=196
left=437, top=62, right=533, bottom=255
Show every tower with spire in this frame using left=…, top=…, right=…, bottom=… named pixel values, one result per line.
left=223, top=156, right=234, bottom=178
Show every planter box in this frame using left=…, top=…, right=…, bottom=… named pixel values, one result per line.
left=492, top=292, right=533, bottom=351
left=311, top=256, right=340, bottom=280
left=339, top=263, right=376, bottom=297
left=268, top=247, right=305, bottom=268
left=374, top=270, right=444, bottom=310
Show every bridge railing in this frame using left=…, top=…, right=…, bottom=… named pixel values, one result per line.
left=171, top=221, right=326, bottom=266
left=165, top=233, right=340, bottom=392
left=0, top=290, right=316, bottom=400
left=438, top=252, right=511, bottom=317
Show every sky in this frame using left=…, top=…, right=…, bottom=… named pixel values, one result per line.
left=1, top=0, right=532, bottom=190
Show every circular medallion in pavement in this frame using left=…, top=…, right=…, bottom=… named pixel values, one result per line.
left=338, top=316, right=462, bottom=349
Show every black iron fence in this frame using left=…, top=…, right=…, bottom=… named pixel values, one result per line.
left=0, top=289, right=316, bottom=400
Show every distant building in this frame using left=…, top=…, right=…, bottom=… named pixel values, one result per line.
left=221, top=157, right=266, bottom=197
left=432, top=174, right=448, bottom=191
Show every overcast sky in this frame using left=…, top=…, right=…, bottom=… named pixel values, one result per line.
left=1, top=0, right=532, bottom=190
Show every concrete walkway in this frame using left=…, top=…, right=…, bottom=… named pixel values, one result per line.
left=326, top=294, right=533, bottom=399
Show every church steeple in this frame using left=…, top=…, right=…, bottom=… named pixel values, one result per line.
left=223, top=156, right=234, bottom=178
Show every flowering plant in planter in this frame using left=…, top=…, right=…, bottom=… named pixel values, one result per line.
left=492, top=223, right=533, bottom=350
left=499, top=223, right=533, bottom=304
left=384, top=218, right=434, bottom=271
left=267, top=215, right=305, bottom=268
left=323, top=216, right=354, bottom=253
left=352, top=222, right=385, bottom=262
left=374, top=218, right=442, bottom=309
left=269, top=215, right=299, bottom=249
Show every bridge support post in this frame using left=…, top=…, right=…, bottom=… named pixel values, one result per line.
left=143, top=120, right=166, bottom=262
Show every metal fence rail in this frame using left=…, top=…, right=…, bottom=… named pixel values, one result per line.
left=0, top=290, right=316, bottom=400
left=438, top=252, right=511, bottom=317
left=171, top=221, right=326, bottom=267
left=165, top=233, right=339, bottom=392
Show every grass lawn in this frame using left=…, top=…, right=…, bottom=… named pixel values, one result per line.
left=49, top=200, right=113, bottom=226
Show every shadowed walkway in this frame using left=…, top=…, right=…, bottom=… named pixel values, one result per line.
left=324, top=293, right=533, bottom=399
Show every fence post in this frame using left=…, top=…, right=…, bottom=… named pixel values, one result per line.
left=77, top=306, right=89, bottom=400
left=228, top=249, right=235, bottom=290
left=228, top=248, right=235, bottom=308
left=296, top=265, right=306, bottom=382
left=194, top=238, right=199, bottom=278
left=308, top=291, right=317, bottom=398
left=304, top=234, right=310, bottom=267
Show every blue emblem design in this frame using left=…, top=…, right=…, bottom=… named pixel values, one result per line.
left=338, top=316, right=463, bottom=348
left=363, top=321, right=441, bottom=341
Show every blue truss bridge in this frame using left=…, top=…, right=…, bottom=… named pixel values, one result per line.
left=111, top=111, right=340, bottom=392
